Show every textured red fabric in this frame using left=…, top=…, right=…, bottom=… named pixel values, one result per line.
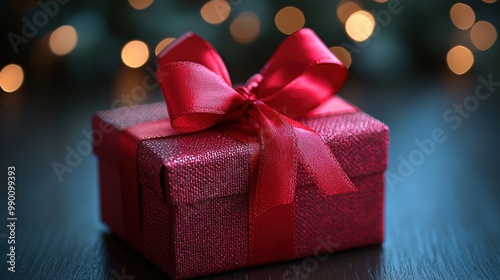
left=93, top=101, right=388, bottom=279
left=118, top=119, right=178, bottom=251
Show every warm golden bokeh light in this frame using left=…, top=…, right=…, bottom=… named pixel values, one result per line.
left=0, top=64, right=24, bottom=93
left=230, top=13, right=261, bottom=44
left=275, top=6, right=305, bottom=35
left=155, top=38, right=176, bottom=55
left=49, top=25, right=78, bottom=56
left=128, top=0, right=154, bottom=10
left=345, top=10, right=376, bottom=42
left=449, top=3, right=475, bottom=31
left=482, top=0, right=497, bottom=3
left=329, top=46, right=352, bottom=69
left=470, top=21, right=497, bottom=51
left=373, top=0, right=389, bottom=3
left=200, top=0, right=231, bottom=25
left=121, top=40, right=150, bottom=68
left=447, top=45, right=474, bottom=75
left=337, top=1, right=362, bottom=24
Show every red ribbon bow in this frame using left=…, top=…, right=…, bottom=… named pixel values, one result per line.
left=156, top=28, right=357, bottom=264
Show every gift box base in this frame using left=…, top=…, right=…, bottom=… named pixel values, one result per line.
left=98, top=156, right=384, bottom=279
left=93, top=101, right=388, bottom=280
left=139, top=173, right=384, bottom=279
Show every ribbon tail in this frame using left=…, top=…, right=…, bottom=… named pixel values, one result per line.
left=292, top=120, right=357, bottom=195
left=249, top=101, right=299, bottom=265
left=251, top=101, right=298, bottom=216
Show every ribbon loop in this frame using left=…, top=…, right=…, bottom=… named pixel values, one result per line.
left=256, top=29, right=348, bottom=116
left=157, top=61, right=245, bottom=133
left=158, top=32, right=232, bottom=86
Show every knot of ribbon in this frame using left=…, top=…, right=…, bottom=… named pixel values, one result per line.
left=156, top=28, right=357, bottom=264
left=234, top=73, right=262, bottom=101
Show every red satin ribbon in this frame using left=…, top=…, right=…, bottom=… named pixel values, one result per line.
left=153, top=28, right=357, bottom=265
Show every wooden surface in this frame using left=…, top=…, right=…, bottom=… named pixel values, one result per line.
left=1, top=80, right=499, bottom=279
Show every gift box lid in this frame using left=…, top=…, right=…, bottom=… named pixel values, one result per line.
left=93, top=98, right=388, bottom=206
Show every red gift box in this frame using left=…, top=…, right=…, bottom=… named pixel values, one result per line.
left=93, top=29, right=389, bottom=279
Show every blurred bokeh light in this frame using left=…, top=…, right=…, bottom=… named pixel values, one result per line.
left=230, top=12, right=261, bottom=44
left=470, top=21, right=497, bottom=51
left=275, top=6, right=305, bottom=35
left=449, top=3, right=475, bottom=31
left=0, top=64, right=24, bottom=93
left=337, top=1, right=362, bottom=24
left=121, top=40, right=149, bottom=68
left=200, top=0, right=231, bottom=25
left=49, top=25, right=78, bottom=56
left=447, top=45, right=474, bottom=75
left=128, top=0, right=154, bottom=10
left=345, top=10, right=375, bottom=42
